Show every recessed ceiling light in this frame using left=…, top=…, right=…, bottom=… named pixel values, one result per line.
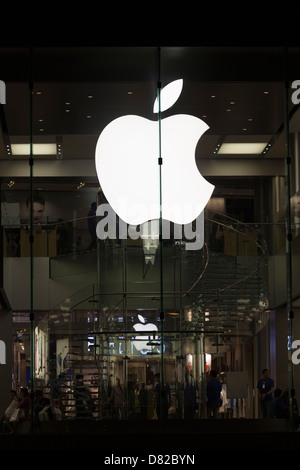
left=218, top=142, right=268, bottom=154
left=210, top=95, right=216, bottom=98
left=264, top=91, right=269, bottom=95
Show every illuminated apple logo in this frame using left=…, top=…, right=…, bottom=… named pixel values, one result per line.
left=133, top=314, right=158, bottom=354
left=95, top=79, right=214, bottom=226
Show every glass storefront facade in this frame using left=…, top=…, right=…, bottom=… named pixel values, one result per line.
left=1, top=45, right=300, bottom=436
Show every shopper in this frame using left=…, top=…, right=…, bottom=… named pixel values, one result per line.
left=18, top=387, right=31, bottom=422
left=183, top=370, right=197, bottom=419
left=107, top=377, right=124, bottom=420
left=155, top=375, right=171, bottom=420
left=257, top=368, right=274, bottom=419
left=270, top=388, right=281, bottom=418
left=139, top=383, right=148, bottom=419
left=34, top=389, right=52, bottom=422
left=206, top=370, right=222, bottom=418
left=0, top=390, right=18, bottom=433
left=73, top=374, right=95, bottom=418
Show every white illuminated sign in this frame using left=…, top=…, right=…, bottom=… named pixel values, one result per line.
left=133, top=315, right=159, bottom=354
left=95, top=79, right=214, bottom=227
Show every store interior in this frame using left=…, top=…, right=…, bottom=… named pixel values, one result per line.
left=1, top=46, right=300, bottom=429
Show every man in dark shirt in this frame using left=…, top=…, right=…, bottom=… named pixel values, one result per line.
left=206, top=370, right=222, bottom=418
left=257, top=368, right=274, bottom=419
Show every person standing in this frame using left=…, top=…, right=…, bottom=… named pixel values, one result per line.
left=0, top=390, right=18, bottom=433
left=257, top=368, right=275, bottom=419
left=107, top=377, right=124, bottom=420
left=183, top=371, right=197, bottom=419
left=155, top=376, right=171, bottom=420
left=139, top=383, right=148, bottom=419
left=206, top=370, right=222, bottom=418
left=74, top=374, right=95, bottom=418
left=17, top=387, right=31, bottom=422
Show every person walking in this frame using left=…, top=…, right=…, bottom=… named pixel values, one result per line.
left=206, top=370, right=222, bottom=419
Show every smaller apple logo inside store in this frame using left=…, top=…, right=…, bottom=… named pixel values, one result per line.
left=107, top=315, right=166, bottom=356
left=133, top=314, right=160, bottom=355
left=95, top=79, right=214, bottom=251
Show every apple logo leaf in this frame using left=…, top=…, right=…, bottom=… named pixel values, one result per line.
left=153, top=79, right=183, bottom=113
left=137, top=314, right=145, bottom=324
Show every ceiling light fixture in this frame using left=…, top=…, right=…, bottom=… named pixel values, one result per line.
left=11, top=143, right=57, bottom=155
left=217, top=143, right=269, bottom=155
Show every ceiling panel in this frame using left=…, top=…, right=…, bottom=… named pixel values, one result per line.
left=0, top=46, right=299, bottom=168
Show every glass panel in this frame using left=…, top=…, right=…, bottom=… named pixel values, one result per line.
left=2, top=46, right=300, bottom=438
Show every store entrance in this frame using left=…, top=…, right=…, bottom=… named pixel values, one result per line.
left=127, top=360, right=159, bottom=387
left=126, top=359, right=160, bottom=419
left=128, top=361, right=146, bottom=385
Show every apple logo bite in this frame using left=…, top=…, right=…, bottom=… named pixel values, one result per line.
left=95, top=79, right=214, bottom=227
